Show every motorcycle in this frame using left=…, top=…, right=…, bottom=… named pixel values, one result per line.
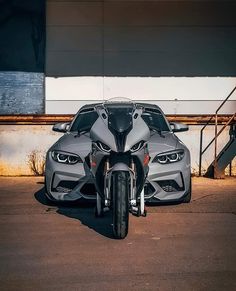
left=89, top=99, right=150, bottom=239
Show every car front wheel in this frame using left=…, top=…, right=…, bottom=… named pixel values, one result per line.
left=182, top=178, right=192, bottom=203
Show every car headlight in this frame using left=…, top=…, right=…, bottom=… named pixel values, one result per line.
left=51, top=151, right=82, bottom=164
left=152, top=150, right=184, bottom=164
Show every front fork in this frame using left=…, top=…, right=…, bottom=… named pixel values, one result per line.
left=129, top=159, right=146, bottom=217
left=100, top=158, right=147, bottom=217
left=130, top=188, right=146, bottom=217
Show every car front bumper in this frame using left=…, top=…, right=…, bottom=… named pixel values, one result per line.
left=45, top=153, right=96, bottom=202
left=145, top=154, right=191, bottom=202
left=45, top=151, right=191, bottom=203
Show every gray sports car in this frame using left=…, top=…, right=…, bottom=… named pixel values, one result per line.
left=45, top=102, right=191, bottom=204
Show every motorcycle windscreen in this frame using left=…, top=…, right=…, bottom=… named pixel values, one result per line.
left=105, top=104, right=134, bottom=152
left=106, top=104, right=134, bottom=133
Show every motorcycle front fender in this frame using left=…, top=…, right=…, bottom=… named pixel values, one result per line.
left=109, top=162, right=132, bottom=173
left=104, top=163, right=134, bottom=203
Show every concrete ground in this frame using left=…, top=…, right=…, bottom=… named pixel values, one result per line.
left=0, top=177, right=235, bottom=291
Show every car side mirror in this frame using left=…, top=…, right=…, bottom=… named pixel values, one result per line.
left=52, top=122, right=70, bottom=133
left=170, top=122, right=189, bottom=132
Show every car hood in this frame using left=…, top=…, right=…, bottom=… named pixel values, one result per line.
left=148, top=132, right=179, bottom=156
left=51, top=132, right=91, bottom=158
left=50, top=132, right=179, bottom=159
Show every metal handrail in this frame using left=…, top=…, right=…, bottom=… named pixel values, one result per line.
left=199, top=86, right=236, bottom=176
left=201, top=113, right=236, bottom=156
left=216, top=86, right=236, bottom=114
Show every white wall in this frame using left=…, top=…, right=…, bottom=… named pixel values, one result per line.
left=45, top=77, right=236, bottom=114
left=0, top=125, right=235, bottom=176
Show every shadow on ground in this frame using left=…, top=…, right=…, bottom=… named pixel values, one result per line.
left=34, top=187, right=114, bottom=239
left=34, top=185, right=183, bottom=239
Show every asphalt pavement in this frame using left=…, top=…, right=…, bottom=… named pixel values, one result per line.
left=0, top=177, right=235, bottom=291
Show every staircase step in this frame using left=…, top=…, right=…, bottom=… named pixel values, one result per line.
left=204, top=138, right=236, bottom=179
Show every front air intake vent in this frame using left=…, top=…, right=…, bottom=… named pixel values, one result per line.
left=144, top=182, right=156, bottom=196
left=156, top=180, right=184, bottom=192
left=52, top=180, right=79, bottom=193
left=80, top=183, right=97, bottom=196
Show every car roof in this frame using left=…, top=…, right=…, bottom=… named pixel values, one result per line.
left=137, top=102, right=163, bottom=112
left=78, top=101, right=163, bottom=114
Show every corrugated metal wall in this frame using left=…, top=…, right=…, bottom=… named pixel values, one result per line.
left=45, top=0, right=236, bottom=114
left=0, top=1, right=236, bottom=114
left=0, top=0, right=45, bottom=114
left=46, top=0, right=236, bottom=77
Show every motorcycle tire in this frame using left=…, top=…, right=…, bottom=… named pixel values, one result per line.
left=112, top=171, right=129, bottom=239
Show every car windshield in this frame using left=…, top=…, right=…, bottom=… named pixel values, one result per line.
left=70, top=110, right=98, bottom=132
left=142, top=110, right=170, bottom=132
left=70, top=106, right=169, bottom=133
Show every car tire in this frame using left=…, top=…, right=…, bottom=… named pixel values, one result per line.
left=44, top=177, right=56, bottom=204
left=95, top=193, right=104, bottom=218
left=182, top=178, right=192, bottom=203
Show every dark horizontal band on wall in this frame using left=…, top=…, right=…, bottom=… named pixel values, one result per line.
left=0, top=115, right=235, bottom=125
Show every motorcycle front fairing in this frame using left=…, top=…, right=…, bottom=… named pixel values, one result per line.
left=89, top=102, right=150, bottom=208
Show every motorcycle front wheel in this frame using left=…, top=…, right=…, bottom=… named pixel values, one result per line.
left=112, top=171, right=130, bottom=239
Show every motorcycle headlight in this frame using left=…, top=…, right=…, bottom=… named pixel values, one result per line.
left=96, top=142, right=111, bottom=153
left=152, top=150, right=184, bottom=164
left=51, top=151, right=82, bottom=164
left=130, top=141, right=145, bottom=152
